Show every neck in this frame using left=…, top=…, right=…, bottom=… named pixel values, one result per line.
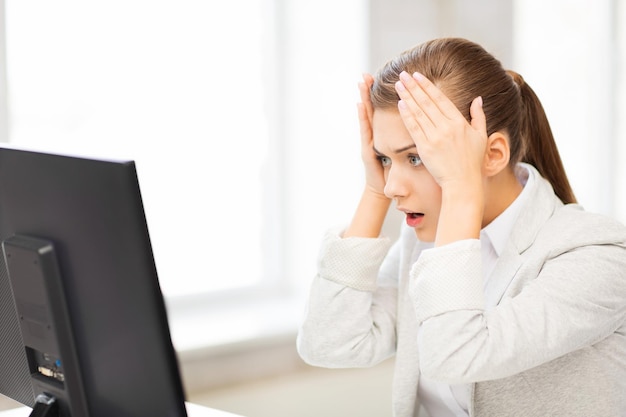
left=482, top=167, right=523, bottom=227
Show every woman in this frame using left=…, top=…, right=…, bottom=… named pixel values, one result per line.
left=297, top=38, right=626, bottom=417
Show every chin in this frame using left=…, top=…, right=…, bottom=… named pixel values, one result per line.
left=413, top=228, right=436, bottom=243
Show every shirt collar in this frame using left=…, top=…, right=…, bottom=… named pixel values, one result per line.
left=480, top=164, right=534, bottom=257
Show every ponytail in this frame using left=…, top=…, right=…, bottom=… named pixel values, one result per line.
left=507, top=71, right=577, bottom=204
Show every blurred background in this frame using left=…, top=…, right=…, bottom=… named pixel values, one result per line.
left=0, top=1, right=624, bottom=416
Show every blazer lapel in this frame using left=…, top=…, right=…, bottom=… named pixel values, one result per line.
left=485, top=164, right=561, bottom=307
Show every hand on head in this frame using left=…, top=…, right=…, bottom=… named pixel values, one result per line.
left=394, top=70, right=488, bottom=191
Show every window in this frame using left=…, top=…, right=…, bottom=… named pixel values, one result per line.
left=5, top=0, right=278, bottom=297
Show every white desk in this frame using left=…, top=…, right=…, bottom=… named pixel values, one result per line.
left=0, top=402, right=243, bottom=417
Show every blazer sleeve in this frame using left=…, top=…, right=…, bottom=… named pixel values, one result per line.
left=297, top=228, right=399, bottom=368
left=409, top=238, right=626, bottom=384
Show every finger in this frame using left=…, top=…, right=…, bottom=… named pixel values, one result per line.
left=397, top=98, right=428, bottom=149
left=358, top=82, right=373, bottom=123
left=362, top=72, right=374, bottom=88
left=358, top=73, right=374, bottom=121
left=410, top=72, right=462, bottom=121
left=469, top=96, right=487, bottom=134
left=397, top=71, right=465, bottom=135
left=357, top=102, right=372, bottom=146
left=394, top=75, right=436, bottom=134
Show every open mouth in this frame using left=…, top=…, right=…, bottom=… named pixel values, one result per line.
left=405, top=212, right=424, bottom=227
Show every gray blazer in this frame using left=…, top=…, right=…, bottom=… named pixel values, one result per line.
left=298, top=164, right=626, bottom=417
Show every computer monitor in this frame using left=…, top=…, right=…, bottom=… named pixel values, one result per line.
left=0, top=146, right=188, bottom=417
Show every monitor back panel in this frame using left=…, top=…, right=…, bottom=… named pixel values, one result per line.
left=0, top=251, right=34, bottom=406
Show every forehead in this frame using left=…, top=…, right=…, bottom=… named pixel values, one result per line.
left=372, top=109, right=414, bottom=152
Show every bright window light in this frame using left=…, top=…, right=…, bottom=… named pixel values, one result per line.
left=5, top=0, right=277, bottom=297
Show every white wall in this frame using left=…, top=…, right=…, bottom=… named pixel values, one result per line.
left=616, top=0, right=626, bottom=222
left=513, top=0, right=620, bottom=220
left=369, top=0, right=514, bottom=71
left=0, top=0, right=6, bottom=143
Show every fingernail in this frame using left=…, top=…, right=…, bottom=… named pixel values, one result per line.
left=413, top=72, right=425, bottom=83
left=398, top=100, right=407, bottom=110
left=399, top=71, right=411, bottom=82
left=477, top=96, right=483, bottom=107
left=395, top=80, right=406, bottom=92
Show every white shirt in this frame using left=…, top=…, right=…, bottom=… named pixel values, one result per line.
left=417, top=164, right=533, bottom=417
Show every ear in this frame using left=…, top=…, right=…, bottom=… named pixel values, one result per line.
left=483, top=131, right=510, bottom=177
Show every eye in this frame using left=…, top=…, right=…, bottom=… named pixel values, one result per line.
left=408, top=155, right=422, bottom=167
left=377, top=155, right=391, bottom=167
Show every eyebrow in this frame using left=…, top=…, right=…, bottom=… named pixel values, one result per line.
left=372, top=144, right=417, bottom=155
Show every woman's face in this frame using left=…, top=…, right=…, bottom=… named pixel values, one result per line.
left=372, top=109, right=442, bottom=242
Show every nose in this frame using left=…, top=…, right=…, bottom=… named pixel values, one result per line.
left=383, top=166, right=407, bottom=200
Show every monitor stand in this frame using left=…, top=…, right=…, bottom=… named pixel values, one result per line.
left=29, top=394, right=58, bottom=417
